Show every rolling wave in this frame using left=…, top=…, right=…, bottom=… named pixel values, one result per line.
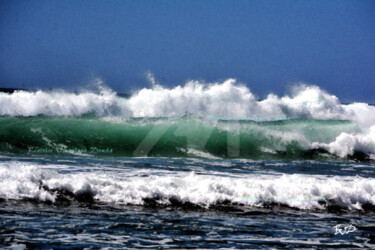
left=0, top=79, right=374, bottom=160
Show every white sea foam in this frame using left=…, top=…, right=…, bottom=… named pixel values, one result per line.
left=1, top=162, right=374, bottom=211
left=313, top=125, right=375, bottom=159
left=128, top=81, right=375, bottom=127
left=0, top=79, right=374, bottom=123
left=0, top=81, right=131, bottom=117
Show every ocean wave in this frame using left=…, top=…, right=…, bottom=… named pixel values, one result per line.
left=1, top=162, right=374, bottom=212
left=1, top=78, right=375, bottom=160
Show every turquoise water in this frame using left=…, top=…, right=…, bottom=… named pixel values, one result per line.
left=0, top=116, right=365, bottom=160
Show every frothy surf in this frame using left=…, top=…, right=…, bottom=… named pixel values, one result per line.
left=1, top=161, right=374, bottom=212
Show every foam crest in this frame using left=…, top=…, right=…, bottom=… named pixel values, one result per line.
left=1, top=162, right=374, bottom=211
left=1, top=79, right=374, bottom=126
left=127, top=79, right=260, bottom=117
left=128, top=81, right=375, bottom=126
left=270, top=85, right=346, bottom=120
left=0, top=81, right=131, bottom=117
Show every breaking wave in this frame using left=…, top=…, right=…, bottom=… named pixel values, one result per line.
left=0, top=78, right=375, bottom=160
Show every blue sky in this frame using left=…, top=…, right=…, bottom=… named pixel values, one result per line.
left=1, top=0, right=374, bottom=102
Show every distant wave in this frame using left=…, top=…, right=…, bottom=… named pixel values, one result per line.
left=1, top=161, right=374, bottom=212
left=1, top=78, right=375, bottom=160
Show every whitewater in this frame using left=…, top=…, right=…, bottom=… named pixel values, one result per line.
left=1, top=159, right=375, bottom=211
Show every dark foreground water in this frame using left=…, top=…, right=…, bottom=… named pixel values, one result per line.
left=1, top=201, right=375, bottom=248
left=0, top=154, right=374, bottom=248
